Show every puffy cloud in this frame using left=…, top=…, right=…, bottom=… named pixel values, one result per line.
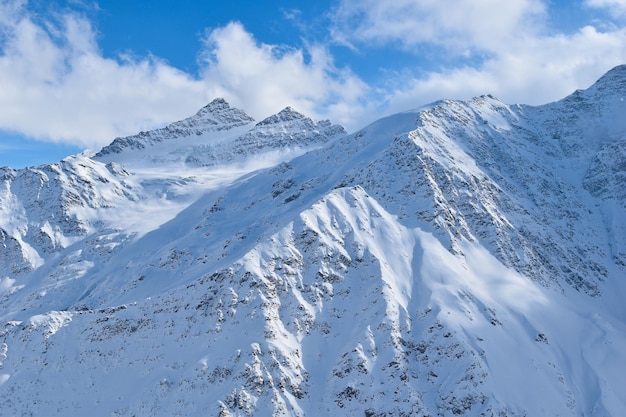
left=0, top=4, right=206, bottom=147
left=198, top=22, right=369, bottom=128
left=0, top=0, right=624, bottom=154
left=381, top=26, right=626, bottom=114
left=330, top=0, right=546, bottom=53
left=329, top=0, right=626, bottom=116
left=0, top=4, right=368, bottom=148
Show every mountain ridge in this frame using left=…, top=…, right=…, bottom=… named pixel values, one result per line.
left=0, top=66, right=625, bottom=416
left=96, top=98, right=257, bottom=156
left=94, top=99, right=346, bottom=169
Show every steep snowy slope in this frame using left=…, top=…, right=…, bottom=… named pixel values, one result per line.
left=0, top=156, right=139, bottom=276
left=0, top=66, right=625, bottom=417
left=0, top=100, right=345, bottom=292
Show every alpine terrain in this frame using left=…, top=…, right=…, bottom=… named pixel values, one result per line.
left=1, top=66, right=625, bottom=416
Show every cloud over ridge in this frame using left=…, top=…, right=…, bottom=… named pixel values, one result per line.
left=0, top=0, right=625, bottom=150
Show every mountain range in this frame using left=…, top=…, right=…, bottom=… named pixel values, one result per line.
left=0, top=65, right=625, bottom=416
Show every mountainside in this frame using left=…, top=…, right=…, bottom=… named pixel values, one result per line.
left=1, top=66, right=625, bottom=416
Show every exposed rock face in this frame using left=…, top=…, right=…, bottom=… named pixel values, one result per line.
left=0, top=67, right=625, bottom=417
left=96, top=98, right=257, bottom=156
left=95, top=99, right=346, bottom=167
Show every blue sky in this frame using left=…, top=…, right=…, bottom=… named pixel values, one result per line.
left=1, top=0, right=626, bottom=168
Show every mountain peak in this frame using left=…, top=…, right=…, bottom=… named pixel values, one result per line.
left=195, top=97, right=232, bottom=115
left=209, top=97, right=228, bottom=106
left=279, top=105, right=299, bottom=114
left=190, top=98, right=255, bottom=126
left=597, top=64, right=626, bottom=81
left=95, top=99, right=255, bottom=158
left=584, top=64, right=626, bottom=97
left=255, top=106, right=308, bottom=126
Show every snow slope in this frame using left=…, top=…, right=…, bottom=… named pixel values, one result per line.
left=0, top=66, right=625, bottom=416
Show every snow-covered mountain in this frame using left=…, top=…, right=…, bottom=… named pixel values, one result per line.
left=96, top=98, right=345, bottom=167
left=1, top=66, right=625, bottom=416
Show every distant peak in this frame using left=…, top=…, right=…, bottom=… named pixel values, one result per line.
left=256, top=106, right=308, bottom=126
left=604, top=64, right=626, bottom=77
left=276, top=106, right=307, bottom=120
left=587, top=64, right=626, bottom=93
left=206, top=97, right=230, bottom=108
left=196, top=98, right=233, bottom=115
left=192, top=98, right=255, bottom=124
left=210, top=97, right=228, bottom=105
left=94, top=99, right=255, bottom=158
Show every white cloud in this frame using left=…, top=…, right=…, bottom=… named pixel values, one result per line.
left=381, top=26, right=626, bottom=114
left=0, top=0, right=624, bottom=153
left=586, top=0, right=626, bottom=16
left=0, top=4, right=207, bottom=148
left=330, top=0, right=546, bottom=53
left=330, top=0, right=626, bottom=117
left=0, top=4, right=368, bottom=148
left=198, top=22, right=368, bottom=128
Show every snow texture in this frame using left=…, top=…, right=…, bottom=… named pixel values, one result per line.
left=0, top=66, right=625, bottom=416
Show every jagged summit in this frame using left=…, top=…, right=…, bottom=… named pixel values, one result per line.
left=231, top=106, right=346, bottom=157
left=590, top=64, right=626, bottom=90
left=95, top=98, right=256, bottom=158
left=189, top=97, right=255, bottom=127
left=256, top=106, right=308, bottom=126
left=95, top=100, right=346, bottom=167
left=522, top=65, right=626, bottom=154
left=197, top=97, right=229, bottom=112
left=551, top=64, right=626, bottom=108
